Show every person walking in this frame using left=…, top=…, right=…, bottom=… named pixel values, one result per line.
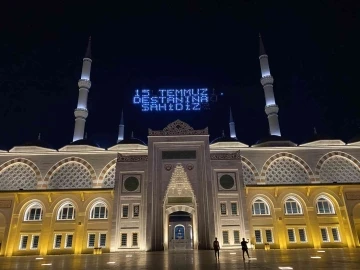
left=213, top=237, right=220, bottom=260
left=241, top=238, right=250, bottom=260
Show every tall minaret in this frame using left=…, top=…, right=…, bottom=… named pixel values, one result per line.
left=117, top=110, right=125, bottom=143
left=229, top=107, right=237, bottom=139
left=73, top=37, right=92, bottom=142
left=259, top=34, right=281, bottom=136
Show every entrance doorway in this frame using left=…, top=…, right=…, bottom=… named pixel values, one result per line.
left=163, top=205, right=198, bottom=250
left=168, top=211, right=193, bottom=250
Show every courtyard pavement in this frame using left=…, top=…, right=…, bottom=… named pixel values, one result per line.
left=0, top=248, right=359, bottom=269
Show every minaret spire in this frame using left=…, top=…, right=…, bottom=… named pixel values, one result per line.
left=229, top=107, right=237, bottom=139
left=73, top=37, right=92, bottom=142
left=117, top=110, right=125, bottom=143
left=259, top=34, right=281, bottom=136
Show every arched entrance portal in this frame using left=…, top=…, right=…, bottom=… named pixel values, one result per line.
left=164, top=205, right=198, bottom=250
left=169, top=211, right=193, bottom=250
left=163, top=164, right=198, bottom=250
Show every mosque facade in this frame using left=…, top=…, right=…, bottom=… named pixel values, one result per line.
left=0, top=37, right=360, bottom=256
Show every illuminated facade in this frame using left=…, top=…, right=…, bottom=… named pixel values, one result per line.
left=1, top=37, right=360, bottom=257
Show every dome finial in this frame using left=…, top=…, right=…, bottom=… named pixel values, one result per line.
left=38, top=133, right=41, bottom=140
left=131, top=131, right=134, bottom=138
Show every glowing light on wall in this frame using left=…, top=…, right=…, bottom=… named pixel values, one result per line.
left=132, top=88, right=209, bottom=111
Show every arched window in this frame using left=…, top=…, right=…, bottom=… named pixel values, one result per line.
left=24, top=202, right=43, bottom=221
left=284, top=197, right=303, bottom=215
left=316, top=196, right=335, bottom=214
left=90, top=201, right=108, bottom=219
left=252, top=198, right=270, bottom=215
left=57, top=202, right=76, bottom=220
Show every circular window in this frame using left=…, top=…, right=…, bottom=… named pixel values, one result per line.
left=124, top=177, right=139, bottom=192
left=219, top=174, right=235, bottom=189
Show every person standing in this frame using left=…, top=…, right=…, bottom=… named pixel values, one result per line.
left=241, top=238, right=250, bottom=260
left=213, top=237, right=220, bottom=260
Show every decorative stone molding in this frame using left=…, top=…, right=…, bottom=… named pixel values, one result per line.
left=346, top=192, right=360, bottom=200
left=99, top=159, right=117, bottom=181
left=117, top=153, right=148, bottom=162
left=43, top=157, right=97, bottom=184
left=317, top=152, right=360, bottom=183
left=0, top=158, right=42, bottom=180
left=165, top=205, right=195, bottom=215
left=260, top=152, right=313, bottom=178
left=148, top=119, right=208, bottom=136
left=315, top=151, right=360, bottom=175
left=264, top=157, right=311, bottom=185
left=102, top=165, right=116, bottom=188
left=164, top=164, right=173, bottom=171
left=210, top=150, right=241, bottom=160
left=186, top=164, right=194, bottom=171
left=241, top=157, right=260, bottom=179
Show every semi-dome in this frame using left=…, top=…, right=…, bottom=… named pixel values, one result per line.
left=21, top=139, right=54, bottom=149
left=300, top=131, right=345, bottom=146
left=253, top=135, right=297, bottom=147
left=59, top=138, right=105, bottom=151
left=210, top=131, right=248, bottom=148
left=210, top=136, right=239, bottom=144
left=117, top=137, right=147, bottom=146
left=347, top=134, right=360, bottom=146
left=9, top=136, right=56, bottom=152
left=69, top=139, right=101, bottom=148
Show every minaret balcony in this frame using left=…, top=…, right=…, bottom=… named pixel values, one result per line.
left=260, top=76, right=274, bottom=86
left=78, top=79, right=91, bottom=89
left=265, top=104, right=279, bottom=115
left=74, top=108, right=89, bottom=119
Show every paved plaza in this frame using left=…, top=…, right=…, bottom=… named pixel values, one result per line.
left=0, top=249, right=359, bottom=270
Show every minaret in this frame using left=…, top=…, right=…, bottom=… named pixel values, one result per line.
left=73, top=37, right=92, bottom=142
left=117, top=110, right=125, bottom=143
left=259, top=34, right=281, bottom=136
left=229, top=107, right=237, bottom=139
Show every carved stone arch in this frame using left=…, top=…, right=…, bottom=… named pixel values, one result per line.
left=0, top=158, right=42, bottom=190
left=260, top=152, right=313, bottom=184
left=43, top=157, right=97, bottom=189
left=165, top=205, right=196, bottom=215
left=99, top=159, right=117, bottom=181
left=241, top=157, right=259, bottom=185
left=315, top=151, right=360, bottom=183
left=98, top=159, right=117, bottom=188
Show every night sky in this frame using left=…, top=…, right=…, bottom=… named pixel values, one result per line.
left=0, top=1, right=359, bottom=149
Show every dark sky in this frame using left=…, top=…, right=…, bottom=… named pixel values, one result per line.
left=0, top=1, right=359, bottom=149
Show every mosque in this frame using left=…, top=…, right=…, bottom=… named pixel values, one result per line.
left=0, top=36, right=360, bottom=257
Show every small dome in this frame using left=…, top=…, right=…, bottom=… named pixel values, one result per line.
left=301, top=133, right=332, bottom=144
left=253, top=135, right=297, bottom=147
left=210, top=136, right=238, bottom=144
left=118, top=137, right=147, bottom=146
left=70, top=139, right=100, bottom=148
left=347, top=134, right=360, bottom=144
left=22, top=139, right=54, bottom=149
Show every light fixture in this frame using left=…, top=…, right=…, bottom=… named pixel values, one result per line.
left=126, top=254, right=132, bottom=257
left=311, top=256, right=321, bottom=259
left=41, top=263, right=52, bottom=266
left=279, top=267, right=293, bottom=270
left=248, top=258, right=257, bottom=260
left=317, top=250, right=325, bottom=253
left=35, top=258, right=43, bottom=260
left=107, top=262, right=116, bottom=264
left=230, top=252, right=236, bottom=255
